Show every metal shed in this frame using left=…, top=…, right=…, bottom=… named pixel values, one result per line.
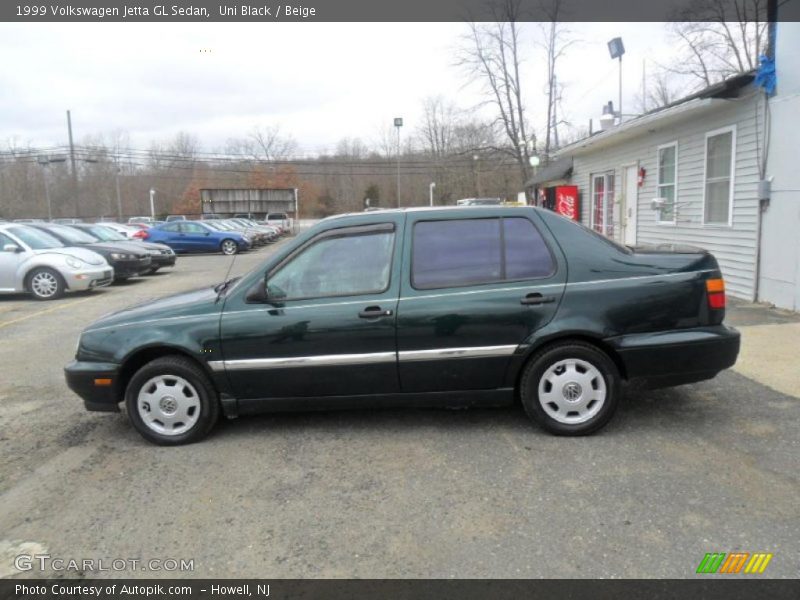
left=200, top=188, right=297, bottom=218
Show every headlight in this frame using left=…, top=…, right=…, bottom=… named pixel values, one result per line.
left=65, top=256, right=83, bottom=269
left=110, top=252, right=133, bottom=260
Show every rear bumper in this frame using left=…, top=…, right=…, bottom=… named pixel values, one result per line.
left=64, top=360, right=121, bottom=412
left=607, top=325, right=740, bottom=388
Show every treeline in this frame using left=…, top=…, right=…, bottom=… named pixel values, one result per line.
left=0, top=117, right=523, bottom=221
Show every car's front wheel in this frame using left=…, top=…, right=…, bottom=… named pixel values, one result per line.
left=220, top=239, right=238, bottom=255
left=520, top=341, right=620, bottom=436
left=27, top=267, right=66, bottom=300
left=125, top=356, right=219, bottom=445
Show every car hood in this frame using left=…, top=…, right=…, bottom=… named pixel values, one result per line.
left=86, top=285, right=221, bottom=331
left=32, top=247, right=107, bottom=266
left=81, top=242, right=149, bottom=257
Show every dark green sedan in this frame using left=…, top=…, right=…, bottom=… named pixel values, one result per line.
left=65, top=207, right=740, bottom=445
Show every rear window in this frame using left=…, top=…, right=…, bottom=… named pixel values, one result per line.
left=411, top=217, right=554, bottom=290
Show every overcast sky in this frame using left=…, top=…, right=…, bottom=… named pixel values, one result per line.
left=0, top=22, right=678, bottom=155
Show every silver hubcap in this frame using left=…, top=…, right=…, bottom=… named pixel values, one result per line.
left=538, top=358, right=607, bottom=425
left=222, top=241, right=236, bottom=254
left=31, top=271, right=58, bottom=297
left=137, top=375, right=201, bottom=436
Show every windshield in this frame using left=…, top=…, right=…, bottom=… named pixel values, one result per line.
left=85, top=226, right=127, bottom=242
left=45, top=224, right=98, bottom=244
left=8, top=226, right=64, bottom=249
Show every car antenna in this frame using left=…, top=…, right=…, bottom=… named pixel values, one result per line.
left=215, top=217, right=253, bottom=303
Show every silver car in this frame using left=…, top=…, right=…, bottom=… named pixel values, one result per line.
left=0, top=224, right=113, bottom=300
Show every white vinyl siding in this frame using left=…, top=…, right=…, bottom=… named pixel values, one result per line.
left=568, top=91, right=763, bottom=300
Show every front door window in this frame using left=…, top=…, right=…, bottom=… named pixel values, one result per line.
left=269, top=228, right=395, bottom=300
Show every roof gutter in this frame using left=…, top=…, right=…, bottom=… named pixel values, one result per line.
left=555, top=97, right=729, bottom=158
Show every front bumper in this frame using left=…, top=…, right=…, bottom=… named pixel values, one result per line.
left=150, top=252, right=177, bottom=267
left=64, top=267, right=114, bottom=291
left=607, top=325, right=741, bottom=388
left=111, top=256, right=152, bottom=278
left=64, top=360, right=121, bottom=412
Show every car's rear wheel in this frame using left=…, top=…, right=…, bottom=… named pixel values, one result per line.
left=220, top=239, right=238, bottom=255
left=27, top=267, right=66, bottom=300
left=124, top=356, right=219, bottom=445
left=520, top=342, right=620, bottom=436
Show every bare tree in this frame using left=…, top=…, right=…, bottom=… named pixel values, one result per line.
left=535, top=0, right=576, bottom=157
left=458, top=0, right=535, bottom=190
left=226, top=125, right=297, bottom=161
left=417, top=96, right=460, bottom=158
left=667, top=0, right=768, bottom=88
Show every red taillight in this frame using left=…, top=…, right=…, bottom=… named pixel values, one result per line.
left=706, top=278, right=726, bottom=309
left=133, top=229, right=149, bottom=239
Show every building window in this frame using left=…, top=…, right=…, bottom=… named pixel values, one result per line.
left=591, top=171, right=615, bottom=238
left=703, top=126, right=736, bottom=225
left=657, top=142, right=677, bottom=223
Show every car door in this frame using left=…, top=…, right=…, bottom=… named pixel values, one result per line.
left=156, top=223, right=183, bottom=251
left=0, top=232, right=25, bottom=290
left=219, top=218, right=403, bottom=400
left=396, top=211, right=567, bottom=392
left=179, top=222, right=212, bottom=252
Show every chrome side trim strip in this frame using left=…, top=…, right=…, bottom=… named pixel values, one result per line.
left=209, top=344, right=520, bottom=371
left=398, top=345, right=518, bottom=362
left=221, top=351, right=397, bottom=371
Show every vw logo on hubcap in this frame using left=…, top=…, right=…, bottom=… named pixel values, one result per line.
left=159, top=395, right=178, bottom=414
left=562, top=382, right=582, bottom=402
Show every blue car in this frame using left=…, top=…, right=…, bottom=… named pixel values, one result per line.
left=138, top=221, right=252, bottom=255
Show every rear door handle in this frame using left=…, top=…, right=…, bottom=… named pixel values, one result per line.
left=358, top=305, right=394, bottom=318
left=521, top=293, right=555, bottom=306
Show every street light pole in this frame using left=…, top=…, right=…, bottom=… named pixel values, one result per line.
left=149, top=188, right=156, bottom=220
left=394, top=117, right=403, bottom=208
left=429, top=182, right=436, bottom=207
left=37, top=156, right=52, bottom=221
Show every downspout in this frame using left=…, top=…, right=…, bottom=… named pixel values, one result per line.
left=753, top=0, right=778, bottom=303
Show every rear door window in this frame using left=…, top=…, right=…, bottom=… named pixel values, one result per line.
left=412, top=217, right=554, bottom=290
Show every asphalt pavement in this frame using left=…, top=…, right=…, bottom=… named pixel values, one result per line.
left=0, top=245, right=797, bottom=579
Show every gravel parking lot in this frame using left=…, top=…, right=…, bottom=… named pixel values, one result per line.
left=1, top=245, right=798, bottom=579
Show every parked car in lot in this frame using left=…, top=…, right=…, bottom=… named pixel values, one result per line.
left=52, top=218, right=84, bottom=224
left=265, top=212, right=292, bottom=233
left=30, top=223, right=152, bottom=281
left=66, top=206, right=740, bottom=445
left=0, top=224, right=112, bottom=300
left=138, top=220, right=252, bottom=255
left=67, top=224, right=177, bottom=274
left=128, top=216, right=155, bottom=225
left=165, top=215, right=187, bottom=222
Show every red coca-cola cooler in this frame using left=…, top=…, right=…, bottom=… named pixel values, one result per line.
left=554, top=185, right=580, bottom=221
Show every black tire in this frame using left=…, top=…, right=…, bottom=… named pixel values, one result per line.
left=145, top=266, right=160, bottom=275
left=124, top=355, right=220, bottom=445
left=26, top=267, right=66, bottom=300
left=520, top=341, right=620, bottom=436
left=220, top=239, right=239, bottom=255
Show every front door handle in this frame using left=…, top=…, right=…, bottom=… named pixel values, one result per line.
left=358, top=305, right=394, bottom=318
left=521, top=293, right=555, bottom=306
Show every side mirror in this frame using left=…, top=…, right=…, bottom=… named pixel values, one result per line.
left=2, top=244, right=21, bottom=253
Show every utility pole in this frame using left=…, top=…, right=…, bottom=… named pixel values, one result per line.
left=37, top=156, right=53, bottom=221
left=66, top=110, right=79, bottom=217
left=115, top=163, right=123, bottom=221
left=394, top=117, right=403, bottom=208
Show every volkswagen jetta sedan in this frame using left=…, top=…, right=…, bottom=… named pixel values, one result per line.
left=0, top=224, right=113, bottom=300
left=65, top=207, right=740, bottom=445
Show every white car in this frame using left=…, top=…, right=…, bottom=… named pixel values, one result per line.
left=0, top=224, right=113, bottom=300
left=95, top=222, right=141, bottom=239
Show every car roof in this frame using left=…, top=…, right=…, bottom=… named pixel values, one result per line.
left=326, top=205, right=537, bottom=221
